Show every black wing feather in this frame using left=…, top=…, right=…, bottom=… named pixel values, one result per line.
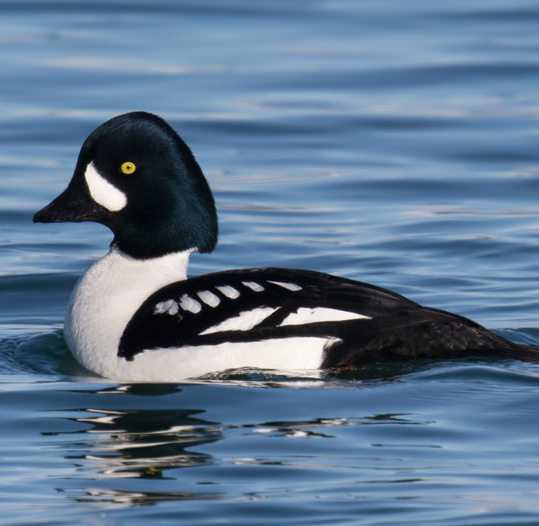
left=119, top=267, right=539, bottom=365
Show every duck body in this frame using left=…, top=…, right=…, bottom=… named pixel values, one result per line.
left=34, top=111, right=539, bottom=381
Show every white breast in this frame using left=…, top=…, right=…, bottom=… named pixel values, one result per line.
left=64, top=246, right=191, bottom=379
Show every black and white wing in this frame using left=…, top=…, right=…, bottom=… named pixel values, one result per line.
left=118, top=268, right=539, bottom=366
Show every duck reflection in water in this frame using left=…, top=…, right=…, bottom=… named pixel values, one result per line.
left=49, top=384, right=222, bottom=484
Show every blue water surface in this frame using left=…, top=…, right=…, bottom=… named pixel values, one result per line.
left=2, top=1, right=539, bottom=524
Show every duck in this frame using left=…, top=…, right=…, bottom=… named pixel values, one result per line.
left=33, top=111, right=539, bottom=381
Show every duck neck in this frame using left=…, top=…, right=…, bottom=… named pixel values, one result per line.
left=75, top=244, right=194, bottom=312
left=102, top=244, right=193, bottom=285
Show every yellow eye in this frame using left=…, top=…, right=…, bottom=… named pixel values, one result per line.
left=120, top=162, right=136, bottom=174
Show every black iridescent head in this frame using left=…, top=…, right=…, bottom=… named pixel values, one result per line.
left=33, top=112, right=218, bottom=259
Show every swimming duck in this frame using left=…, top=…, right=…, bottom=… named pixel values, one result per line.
left=33, top=111, right=539, bottom=381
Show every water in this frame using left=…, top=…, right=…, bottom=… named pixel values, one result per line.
left=2, top=0, right=539, bottom=523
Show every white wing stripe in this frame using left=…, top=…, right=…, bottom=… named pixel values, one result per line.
left=179, top=294, right=202, bottom=314
left=216, top=285, right=241, bottom=299
left=242, top=281, right=265, bottom=292
left=267, top=281, right=302, bottom=291
left=197, top=290, right=221, bottom=307
left=199, top=307, right=279, bottom=335
left=153, top=299, right=179, bottom=315
left=279, top=307, right=371, bottom=326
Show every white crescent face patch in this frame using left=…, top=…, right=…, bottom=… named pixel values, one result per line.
left=84, top=162, right=127, bottom=212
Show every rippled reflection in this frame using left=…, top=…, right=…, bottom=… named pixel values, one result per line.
left=72, top=407, right=221, bottom=478
left=44, top=382, right=442, bottom=508
left=65, top=487, right=224, bottom=506
left=45, top=384, right=223, bottom=482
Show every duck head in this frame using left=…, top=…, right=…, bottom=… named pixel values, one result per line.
left=33, top=111, right=218, bottom=260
